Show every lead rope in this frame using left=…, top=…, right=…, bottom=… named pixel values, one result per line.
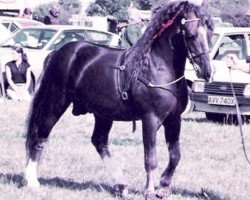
left=229, top=69, right=250, bottom=165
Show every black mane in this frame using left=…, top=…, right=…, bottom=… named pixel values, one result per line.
left=122, top=1, right=213, bottom=86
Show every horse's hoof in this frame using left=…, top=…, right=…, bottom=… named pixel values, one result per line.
left=144, top=190, right=157, bottom=200
left=25, top=179, right=40, bottom=188
left=23, top=175, right=40, bottom=188
left=114, top=184, right=129, bottom=197
left=156, top=187, right=170, bottom=199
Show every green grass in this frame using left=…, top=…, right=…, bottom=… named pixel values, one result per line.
left=0, top=100, right=249, bottom=200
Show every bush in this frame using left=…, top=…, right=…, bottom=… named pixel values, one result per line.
left=221, top=12, right=250, bottom=27
left=33, top=0, right=82, bottom=25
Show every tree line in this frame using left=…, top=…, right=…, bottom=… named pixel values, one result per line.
left=34, top=0, right=250, bottom=27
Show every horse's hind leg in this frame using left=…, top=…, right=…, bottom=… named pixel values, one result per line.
left=157, top=115, right=181, bottom=198
left=91, top=115, right=128, bottom=196
left=25, top=91, right=70, bottom=187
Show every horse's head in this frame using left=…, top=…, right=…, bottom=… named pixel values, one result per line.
left=126, top=1, right=214, bottom=82
left=178, top=2, right=214, bottom=81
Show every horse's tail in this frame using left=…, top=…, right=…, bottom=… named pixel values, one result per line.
left=25, top=49, right=71, bottom=162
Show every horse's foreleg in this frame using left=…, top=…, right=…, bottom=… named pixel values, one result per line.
left=25, top=93, right=70, bottom=188
left=142, top=115, right=161, bottom=200
left=157, top=115, right=181, bottom=198
left=91, top=116, right=128, bottom=196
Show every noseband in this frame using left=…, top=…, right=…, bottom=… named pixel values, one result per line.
left=181, top=18, right=210, bottom=76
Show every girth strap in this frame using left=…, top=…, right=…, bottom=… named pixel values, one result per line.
left=110, top=60, right=137, bottom=132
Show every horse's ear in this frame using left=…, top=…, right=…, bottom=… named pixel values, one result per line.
left=178, top=1, right=188, bottom=10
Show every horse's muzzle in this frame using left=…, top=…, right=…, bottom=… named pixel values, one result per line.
left=196, top=65, right=211, bottom=82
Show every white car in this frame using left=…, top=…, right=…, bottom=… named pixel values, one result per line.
left=185, top=27, right=250, bottom=121
left=0, top=23, right=11, bottom=43
left=0, top=25, right=121, bottom=86
left=0, top=16, right=44, bottom=42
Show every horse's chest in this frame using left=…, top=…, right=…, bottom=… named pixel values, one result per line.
left=134, top=88, right=178, bottom=116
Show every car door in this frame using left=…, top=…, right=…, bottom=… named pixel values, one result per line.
left=212, top=33, right=250, bottom=83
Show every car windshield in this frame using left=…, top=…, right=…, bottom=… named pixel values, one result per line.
left=214, top=34, right=246, bottom=60
left=1, top=29, right=57, bottom=49
left=210, top=33, right=219, bottom=48
left=49, top=29, right=113, bottom=50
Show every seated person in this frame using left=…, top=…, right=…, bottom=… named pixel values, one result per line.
left=5, top=46, right=32, bottom=101
left=224, top=54, right=250, bottom=73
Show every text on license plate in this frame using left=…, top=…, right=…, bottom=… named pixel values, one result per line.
left=208, top=96, right=236, bottom=106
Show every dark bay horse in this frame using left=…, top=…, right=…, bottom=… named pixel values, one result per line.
left=24, top=1, right=213, bottom=199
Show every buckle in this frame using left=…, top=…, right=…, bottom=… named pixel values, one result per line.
left=122, top=92, right=128, bottom=100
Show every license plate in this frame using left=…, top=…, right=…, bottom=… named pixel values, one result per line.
left=208, top=96, right=236, bottom=106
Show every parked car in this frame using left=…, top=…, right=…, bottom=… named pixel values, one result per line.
left=185, top=27, right=250, bottom=122
left=0, top=16, right=44, bottom=39
left=0, top=23, right=11, bottom=43
left=0, top=16, right=44, bottom=43
left=0, top=25, right=121, bottom=88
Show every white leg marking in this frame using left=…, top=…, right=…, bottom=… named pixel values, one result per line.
left=103, top=156, right=127, bottom=185
left=25, top=159, right=40, bottom=188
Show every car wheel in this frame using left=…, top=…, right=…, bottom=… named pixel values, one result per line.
left=205, top=112, right=226, bottom=122
left=205, top=112, right=245, bottom=125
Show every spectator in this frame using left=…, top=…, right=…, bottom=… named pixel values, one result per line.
left=5, top=46, right=32, bottom=101
left=169, top=0, right=204, bottom=6
left=120, top=6, right=145, bottom=48
left=224, top=54, right=250, bottom=73
left=21, top=7, right=33, bottom=19
left=44, top=5, right=60, bottom=25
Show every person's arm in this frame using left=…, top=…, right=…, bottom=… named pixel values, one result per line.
left=224, top=54, right=250, bottom=73
left=25, top=68, right=31, bottom=91
left=5, top=66, right=18, bottom=91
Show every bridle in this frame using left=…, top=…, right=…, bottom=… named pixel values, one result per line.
left=136, top=16, right=211, bottom=91
left=117, top=6, right=211, bottom=100
left=180, top=18, right=210, bottom=77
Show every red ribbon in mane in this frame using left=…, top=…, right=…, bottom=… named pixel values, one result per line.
left=154, top=4, right=186, bottom=39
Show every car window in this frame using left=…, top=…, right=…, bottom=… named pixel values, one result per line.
left=50, top=30, right=86, bottom=50
left=49, top=29, right=113, bottom=50
left=84, top=30, right=112, bottom=45
left=1, top=29, right=57, bottom=49
left=214, top=34, right=246, bottom=60
left=2, top=22, right=19, bottom=33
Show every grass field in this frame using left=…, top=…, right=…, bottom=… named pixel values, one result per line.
left=0, top=100, right=249, bottom=200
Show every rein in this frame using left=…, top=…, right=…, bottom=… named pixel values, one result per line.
left=138, top=75, right=185, bottom=88
left=137, top=74, right=184, bottom=97
left=229, top=69, right=250, bottom=165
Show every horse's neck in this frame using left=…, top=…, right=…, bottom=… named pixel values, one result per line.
left=151, top=32, right=186, bottom=77
left=172, top=34, right=187, bottom=76
left=152, top=30, right=176, bottom=69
